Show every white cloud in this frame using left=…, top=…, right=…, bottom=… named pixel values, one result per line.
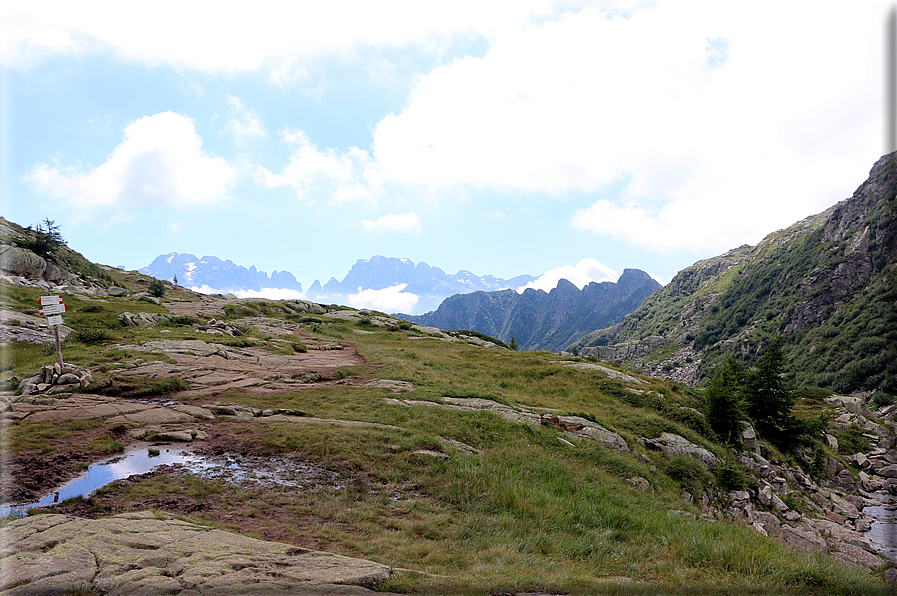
left=368, top=1, right=887, bottom=253
left=646, top=272, right=667, bottom=286
left=254, top=129, right=378, bottom=204
left=0, top=2, right=554, bottom=73
left=348, top=284, right=419, bottom=312
left=519, top=258, right=618, bottom=292
left=225, top=96, right=267, bottom=145
left=101, top=212, right=134, bottom=228
left=26, top=112, right=238, bottom=208
left=361, top=212, right=421, bottom=234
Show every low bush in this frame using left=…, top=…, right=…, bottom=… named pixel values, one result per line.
left=664, top=453, right=712, bottom=494
left=70, top=327, right=114, bottom=345
left=714, top=458, right=749, bottom=491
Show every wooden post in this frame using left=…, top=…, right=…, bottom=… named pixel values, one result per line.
left=54, top=324, right=63, bottom=369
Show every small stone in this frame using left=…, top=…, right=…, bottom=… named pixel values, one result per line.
left=410, top=449, right=450, bottom=460
left=56, top=373, right=81, bottom=385
left=262, top=409, right=275, bottom=417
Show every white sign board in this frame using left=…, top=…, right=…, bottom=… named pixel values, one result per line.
left=39, top=303, right=67, bottom=316
left=39, top=295, right=63, bottom=306
left=46, top=315, right=64, bottom=326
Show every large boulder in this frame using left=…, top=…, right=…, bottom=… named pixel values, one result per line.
left=0, top=245, right=46, bottom=278
left=643, top=432, right=719, bottom=468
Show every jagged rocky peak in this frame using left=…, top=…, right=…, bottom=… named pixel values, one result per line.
left=399, top=269, right=661, bottom=352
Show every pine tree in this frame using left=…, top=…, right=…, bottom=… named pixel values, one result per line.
left=704, top=356, right=747, bottom=445
left=745, top=335, right=795, bottom=437
left=22, top=218, right=65, bottom=259
left=509, top=336, right=518, bottom=351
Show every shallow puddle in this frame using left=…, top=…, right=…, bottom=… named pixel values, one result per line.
left=863, top=503, right=897, bottom=562
left=1, top=446, right=349, bottom=518
left=1, top=447, right=201, bottom=517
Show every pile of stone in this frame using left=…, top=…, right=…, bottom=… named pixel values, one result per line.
left=17, top=363, right=93, bottom=396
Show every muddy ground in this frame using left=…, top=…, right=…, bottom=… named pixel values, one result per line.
left=8, top=413, right=407, bottom=555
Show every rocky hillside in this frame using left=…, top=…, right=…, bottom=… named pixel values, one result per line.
left=0, top=217, right=119, bottom=296
left=571, top=154, right=897, bottom=393
left=398, top=269, right=661, bottom=351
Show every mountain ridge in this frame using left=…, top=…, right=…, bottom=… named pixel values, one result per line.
left=397, top=268, right=661, bottom=351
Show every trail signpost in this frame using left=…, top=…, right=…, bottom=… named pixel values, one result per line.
left=39, top=295, right=67, bottom=368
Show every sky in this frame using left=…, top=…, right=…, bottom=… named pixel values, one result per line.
left=0, top=1, right=891, bottom=311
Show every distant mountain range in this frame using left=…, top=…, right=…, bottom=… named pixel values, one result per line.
left=396, top=269, right=662, bottom=351
left=140, top=253, right=304, bottom=293
left=571, top=153, right=897, bottom=394
left=140, top=254, right=537, bottom=315
left=309, top=256, right=537, bottom=314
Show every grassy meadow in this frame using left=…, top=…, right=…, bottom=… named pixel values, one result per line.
left=2, top=291, right=891, bottom=594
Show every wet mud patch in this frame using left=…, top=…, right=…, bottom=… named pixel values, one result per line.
left=174, top=450, right=350, bottom=491
left=44, top=452, right=410, bottom=555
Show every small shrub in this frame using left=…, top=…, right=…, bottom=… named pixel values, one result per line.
left=664, top=454, right=712, bottom=494
left=168, top=315, right=199, bottom=327
left=80, top=304, right=104, bottom=313
left=714, top=458, right=748, bottom=491
left=148, top=279, right=166, bottom=298
left=71, top=327, right=114, bottom=345
left=871, top=391, right=894, bottom=410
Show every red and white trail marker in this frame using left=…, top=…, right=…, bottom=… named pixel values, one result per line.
left=39, top=296, right=67, bottom=368
left=38, top=303, right=67, bottom=316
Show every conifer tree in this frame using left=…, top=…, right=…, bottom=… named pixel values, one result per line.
left=745, top=335, right=795, bottom=437
left=704, top=356, right=747, bottom=445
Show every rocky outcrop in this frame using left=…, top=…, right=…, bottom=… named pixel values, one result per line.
left=0, top=511, right=395, bottom=595
left=118, top=311, right=170, bottom=327
left=643, top=432, right=718, bottom=468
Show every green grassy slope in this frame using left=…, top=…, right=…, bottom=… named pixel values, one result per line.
left=3, top=291, right=889, bottom=594
left=573, top=154, right=897, bottom=393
